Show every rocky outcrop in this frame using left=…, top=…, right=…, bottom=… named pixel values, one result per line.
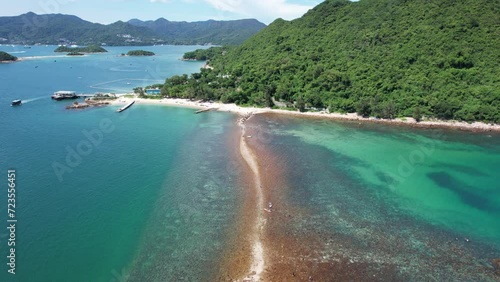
left=493, top=258, right=500, bottom=275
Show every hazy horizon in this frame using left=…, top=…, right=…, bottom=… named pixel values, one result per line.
left=0, top=0, right=324, bottom=25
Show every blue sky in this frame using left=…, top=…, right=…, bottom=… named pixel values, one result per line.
left=0, top=0, right=326, bottom=24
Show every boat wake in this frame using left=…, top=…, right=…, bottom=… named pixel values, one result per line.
left=22, top=96, right=45, bottom=104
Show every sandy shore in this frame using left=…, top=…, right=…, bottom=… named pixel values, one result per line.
left=238, top=115, right=266, bottom=281
left=112, top=97, right=500, bottom=132
left=111, top=97, right=500, bottom=280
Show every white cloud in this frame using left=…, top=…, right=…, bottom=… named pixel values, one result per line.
left=150, top=0, right=171, bottom=3
left=203, top=0, right=317, bottom=23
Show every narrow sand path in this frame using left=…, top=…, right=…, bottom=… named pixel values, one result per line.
left=238, top=113, right=265, bottom=281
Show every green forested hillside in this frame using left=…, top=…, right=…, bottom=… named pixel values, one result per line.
left=127, top=50, right=155, bottom=56
left=161, top=0, right=500, bottom=123
left=0, top=13, right=159, bottom=46
left=128, top=18, right=266, bottom=45
left=0, top=12, right=265, bottom=46
left=182, top=47, right=231, bottom=60
left=0, top=51, right=17, bottom=61
left=54, top=45, right=107, bottom=53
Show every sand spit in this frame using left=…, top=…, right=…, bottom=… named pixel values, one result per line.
left=238, top=113, right=266, bottom=281
left=112, top=97, right=500, bottom=132
left=17, top=55, right=71, bottom=61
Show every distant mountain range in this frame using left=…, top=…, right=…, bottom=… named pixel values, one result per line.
left=0, top=12, right=266, bottom=46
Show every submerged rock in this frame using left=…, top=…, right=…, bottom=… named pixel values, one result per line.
left=493, top=258, right=500, bottom=275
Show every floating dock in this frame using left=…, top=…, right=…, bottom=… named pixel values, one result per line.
left=52, top=92, right=116, bottom=100
left=117, top=100, right=135, bottom=113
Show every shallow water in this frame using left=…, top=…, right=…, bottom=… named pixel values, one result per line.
left=246, top=114, right=500, bottom=280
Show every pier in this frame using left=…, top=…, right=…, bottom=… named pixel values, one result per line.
left=195, top=108, right=218, bottom=114
left=117, top=100, right=135, bottom=113
left=78, top=94, right=96, bottom=98
left=52, top=91, right=118, bottom=100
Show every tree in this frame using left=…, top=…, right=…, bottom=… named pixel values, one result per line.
left=133, top=87, right=145, bottom=96
left=356, top=98, right=371, bottom=118
left=296, top=95, right=306, bottom=112
left=413, top=107, right=422, bottom=122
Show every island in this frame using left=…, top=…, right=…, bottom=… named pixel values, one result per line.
left=54, top=45, right=107, bottom=53
left=0, top=51, right=18, bottom=62
left=126, top=50, right=155, bottom=56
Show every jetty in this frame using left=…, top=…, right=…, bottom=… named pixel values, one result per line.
left=117, top=100, right=135, bottom=113
left=52, top=91, right=117, bottom=100
left=195, top=107, right=218, bottom=114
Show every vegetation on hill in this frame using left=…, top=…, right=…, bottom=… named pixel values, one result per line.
left=127, top=50, right=155, bottom=56
left=183, top=47, right=231, bottom=61
left=0, top=13, right=159, bottom=46
left=158, top=0, right=500, bottom=123
left=128, top=18, right=266, bottom=45
left=0, top=51, right=17, bottom=61
left=55, top=45, right=107, bottom=53
left=0, top=12, right=265, bottom=46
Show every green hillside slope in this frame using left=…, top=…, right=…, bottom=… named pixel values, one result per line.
left=0, top=12, right=266, bottom=46
left=128, top=18, right=266, bottom=45
left=0, top=51, right=17, bottom=61
left=163, top=0, right=500, bottom=123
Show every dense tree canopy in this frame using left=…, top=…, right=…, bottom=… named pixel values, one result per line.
left=127, top=50, right=155, bottom=56
left=158, top=0, right=500, bottom=123
left=55, top=45, right=107, bottom=53
left=183, top=47, right=230, bottom=61
left=128, top=18, right=266, bottom=45
left=0, top=51, right=17, bottom=61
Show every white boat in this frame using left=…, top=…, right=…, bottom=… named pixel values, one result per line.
left=11, top=100, right=22, bottom=106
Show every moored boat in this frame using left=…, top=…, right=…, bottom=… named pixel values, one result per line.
left=52, top=91, right=78, bottom=100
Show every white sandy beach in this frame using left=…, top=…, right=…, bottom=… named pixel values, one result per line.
left=111, top=97, right=500, bottom=132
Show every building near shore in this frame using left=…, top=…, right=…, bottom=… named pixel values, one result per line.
left=145, top=88, right=161, bottom=95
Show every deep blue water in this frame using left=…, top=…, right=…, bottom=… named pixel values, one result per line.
left=0, top=45, right=242, bottom=282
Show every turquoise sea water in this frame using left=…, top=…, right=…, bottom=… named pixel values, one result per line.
left=0, top=46, right=243, bottom=281
left=287, top=119, right=500, bottom=243
left=248, top=114, right=500, bottom=280
left=1, top=45, right=500, bottom=281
